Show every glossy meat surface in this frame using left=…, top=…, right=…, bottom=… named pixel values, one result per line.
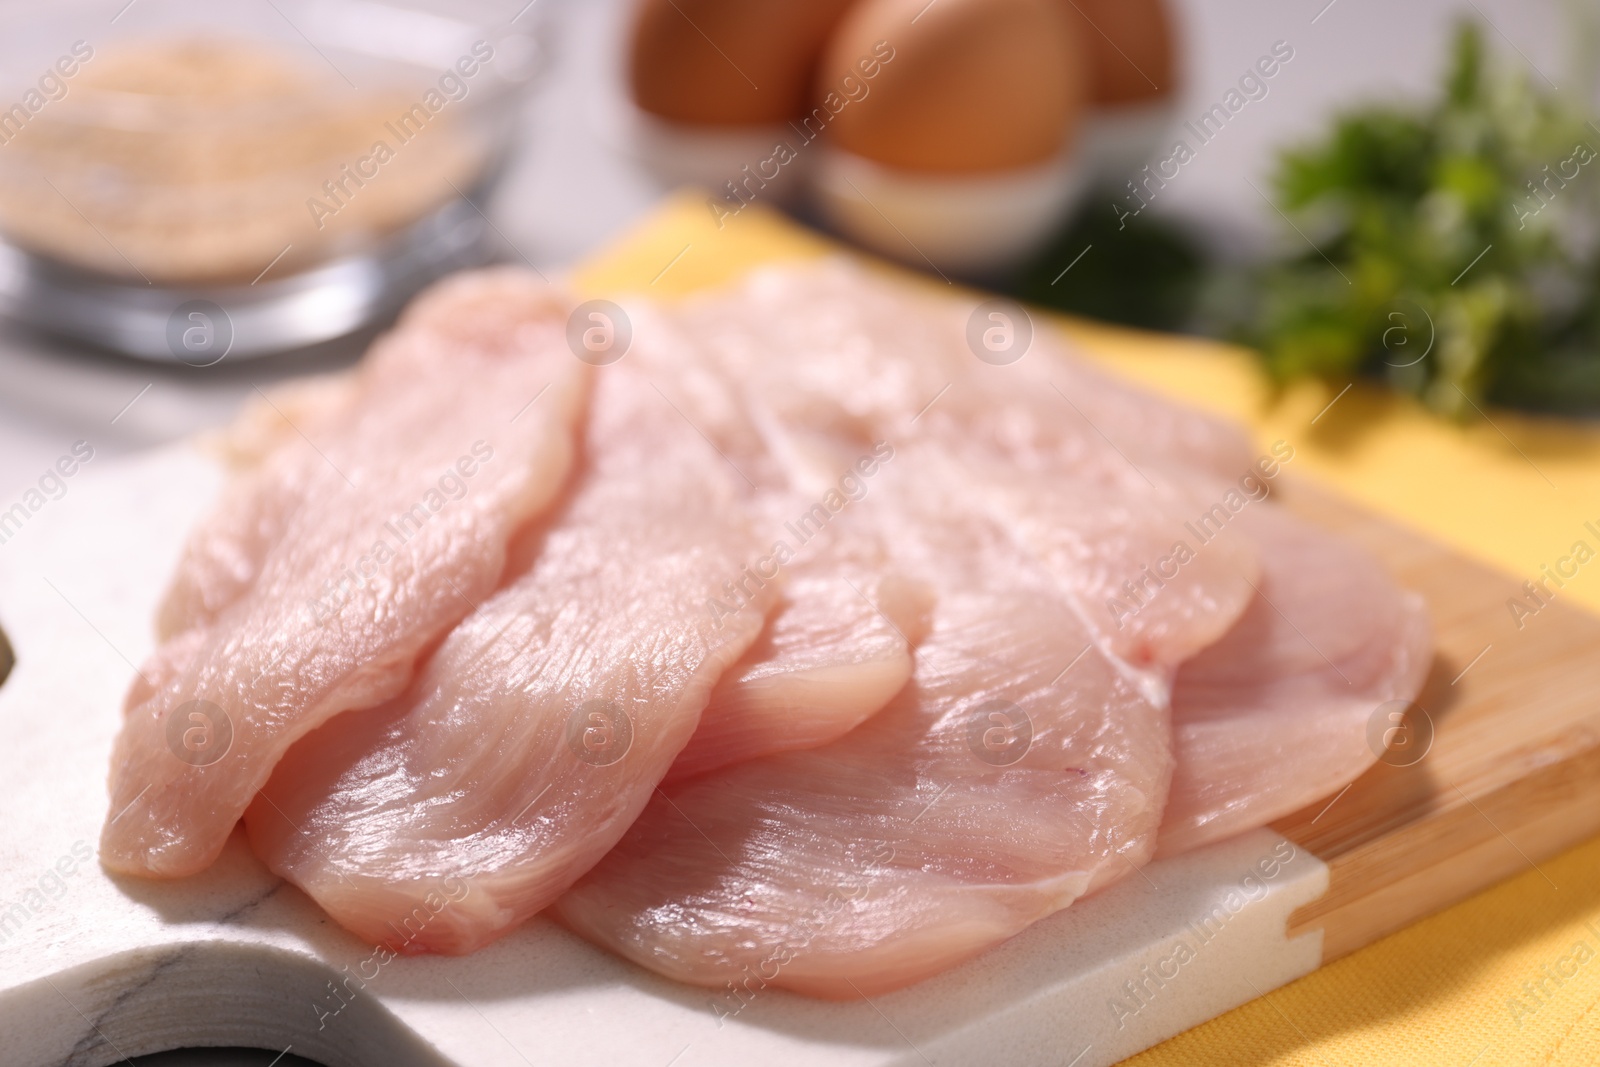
left=558, top=452, right=1194, bottom=997
left=102, top=271, right=588, bottom=877
left=100, top=259, right=1433, bottom=999
left=244, top=361, right=776, bottom=952
left=1157, top=505, right=1433, bottom=856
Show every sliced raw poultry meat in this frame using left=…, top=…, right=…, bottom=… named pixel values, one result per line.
left=659, top=268, right=1424, bottom=862
left=666, top=552, right=935, bottom=784
left=647, top=260, right=1264, bottom=773
left=672, top=259, right=1258, bottom=486
left=152, top=374, right=367, bottom=637
left=967, top=463, right=1260, bottom=672
left=101, top=270, right=589, bottom=878
left=157, top=280, right=558, bottom=639
left=665, top=463, right=1262, bottom=782
left=104, top=249, right=1432, bottom=1005
left=556, top=443, right=1260, bottom=998
left=1155, top=504, right=1433, bottom=856
left=157, top=384, right=362, bottom=641
left=242, top=360, right=777, bottom=953
left=204, top=371, right=362, bottom=473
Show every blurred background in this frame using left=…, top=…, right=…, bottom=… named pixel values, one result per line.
left=0, top=0, right=1591, bottom=521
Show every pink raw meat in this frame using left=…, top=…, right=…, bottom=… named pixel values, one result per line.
left=555, top=443, right=1259, bottom=997
left=243, top=360, right=777, bottom=953
left=107, top=257, right=1430, bottom=1001
left=667, top=540, right=935, bottom=784
left=1156, top=504, right=1433, bottom=856
left=102, top=270, right=589, bottom=877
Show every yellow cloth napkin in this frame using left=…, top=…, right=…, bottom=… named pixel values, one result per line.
left=573, top=192, right=1600, bottom=1066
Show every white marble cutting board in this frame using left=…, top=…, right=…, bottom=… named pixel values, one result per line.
left=0, top=445, right=1328, bottom=1067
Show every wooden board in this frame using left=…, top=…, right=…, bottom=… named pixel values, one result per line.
left=1273, top=479, right=1600, bottom=960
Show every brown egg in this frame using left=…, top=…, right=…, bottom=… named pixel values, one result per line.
left=629, top=0, right=860, bottom=125
left=1062, top=0, right=1177, bottom=105
left=817, top=0, right=1086, bottom=174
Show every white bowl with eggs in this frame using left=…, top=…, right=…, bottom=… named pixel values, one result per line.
left=621, top=0, right=1181, bottom=277
left=620, top=0, right=856, bottom=208
left=624, top=111, right=813, bottom=207
left=811, top=146, right=1086, bottom=275
left=1078, top=99, right=1185, bottom=188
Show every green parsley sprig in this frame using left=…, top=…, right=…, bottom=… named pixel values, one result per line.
left=1242, top=22, right=1600, bottom=416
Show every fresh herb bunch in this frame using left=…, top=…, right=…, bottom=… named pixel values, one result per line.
left=1243, top=22, right=1600, bottom=416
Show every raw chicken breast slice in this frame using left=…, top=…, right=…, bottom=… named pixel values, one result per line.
left=102, top=270, right=589, bottom=878
left=667, top=459, right=1262, bottom=782
left=159, top=372, right=362, bottom=639
left=641, top=262, right=1263, bottom=784
left=675, top=259, right=1258, bottom=485
left=556, top=445, right=1254, bottom=998
left=970, top=464, right=1261, bottom=671
left=155, top=473, right=295, bottom=642
left=667, top=560, right=934, bottom=784
left=1156, top=504, right=1433, bottom=857
left=156, top=277, right=547, bottom=639
left=243, top=361, right=777, bottom=953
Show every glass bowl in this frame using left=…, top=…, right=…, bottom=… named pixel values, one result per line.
left=0, top=0, right=546, bottom=362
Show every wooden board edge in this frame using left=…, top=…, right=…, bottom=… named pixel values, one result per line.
left=1286, top=737, right=1600, bottom=959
